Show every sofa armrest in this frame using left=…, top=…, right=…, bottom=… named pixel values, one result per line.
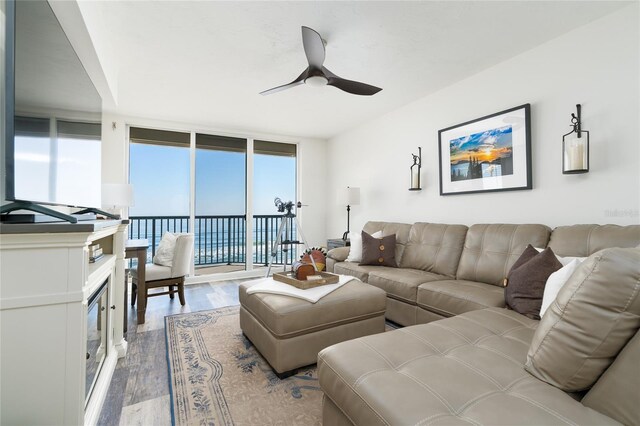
left=327, top=246, right=350, bottom=262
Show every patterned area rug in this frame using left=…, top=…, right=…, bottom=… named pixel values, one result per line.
left=165, top=306, right=322, bottom=425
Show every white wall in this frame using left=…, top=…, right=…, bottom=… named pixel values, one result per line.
left=101, top=114, right=327, bottom=247
left=326, top=4, right=640, bottom=238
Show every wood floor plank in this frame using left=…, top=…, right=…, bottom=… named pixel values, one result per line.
left=98, top=282, right=240, bottom=425
left=119, top=395, right=172, bottom=426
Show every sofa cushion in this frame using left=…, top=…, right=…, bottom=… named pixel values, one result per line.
left=362, top=221, right=412, bottom=265
left=526, top=247, right=640, bottom=392
left=582, top=331, right=640, bottom=426
left=132, top=263, right=171, bottom=282
left=333, top=262, right=393, bottom=283
left=318, top=308, right=616, bottom=426
left=417, top=279, right=506, bottom=317
left=456, top=224, right=551, bottom=286
left=548, top=224, right=640, bottom=257
left=399, top=223, right=468, bottom=278
left=367, top=268, right=446, bottom=304
left=327, top=247, right=350, bottom=273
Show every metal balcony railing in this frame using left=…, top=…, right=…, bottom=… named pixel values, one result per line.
left=128, top=215, right=296, bottom=267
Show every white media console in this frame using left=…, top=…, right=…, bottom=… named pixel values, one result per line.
left=0, top=220, right=128, bottom=425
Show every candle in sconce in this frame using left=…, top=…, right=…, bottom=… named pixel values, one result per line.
left=567, top=142, right=585, bottom=171
left=411, top=167, right=420, bottom=189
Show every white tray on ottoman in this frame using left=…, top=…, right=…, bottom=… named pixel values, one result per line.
left=239, top=278, right=386, bottom=378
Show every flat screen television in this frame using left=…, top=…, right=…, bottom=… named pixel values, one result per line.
left=2, top=0, right=102, bottom=223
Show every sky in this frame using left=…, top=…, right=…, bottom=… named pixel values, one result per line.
left=129, top=143, right=295, bottom=216
left=449, top=125, right=512, bottom=164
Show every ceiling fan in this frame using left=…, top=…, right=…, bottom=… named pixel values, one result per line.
left=260, top=26, right=382, bottom=96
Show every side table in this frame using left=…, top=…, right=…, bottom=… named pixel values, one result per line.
left=125, top=239, right=149, bottom=331
left=327, top=238, right=350, bottom=250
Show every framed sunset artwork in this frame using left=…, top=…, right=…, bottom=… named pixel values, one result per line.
left=438, top=104, right=532, bottom=196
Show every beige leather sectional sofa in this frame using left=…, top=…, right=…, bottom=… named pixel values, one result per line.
left=322, top=222, right=640, bottom=425
left=327, top=222, right=639, bottom=326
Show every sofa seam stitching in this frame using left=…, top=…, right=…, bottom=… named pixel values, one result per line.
left=352, top=368, right=393, bottom=388
left=418, top=285, right=502, bottom=308
left=472, top=226, right=487, bottom=281
left=586, top=226, right=595, bottom=255
left=480, top=308, right=537, bottom=328
left=504, top=225, right=518, bottom=279
left=507, top=392, right=579, bottom=425
left=358, top=340, right=457, bottom=413
left=432, top=226, right=446, bottom=277
left=417, top=377, right=530, bottom=425
left=396, top=370, right=457, bottom=414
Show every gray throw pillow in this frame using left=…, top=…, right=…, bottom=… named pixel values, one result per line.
left=505, top=246, right=562, bottom=319
left=360, top=231, right=397, bottom=267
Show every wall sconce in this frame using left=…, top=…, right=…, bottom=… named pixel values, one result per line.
left=562, top=104, right=589, bottom=174
left=342, top=186, right=360, bottom=241
left=409, top=147, right=422, bottom=190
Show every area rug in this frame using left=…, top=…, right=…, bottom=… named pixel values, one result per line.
left=165, top=306, right=322, bottom=425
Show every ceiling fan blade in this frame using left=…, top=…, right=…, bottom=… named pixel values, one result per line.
left=260, top=69, right=309, bottom=96
left=323, top=67, right=382, bottom=96
left=301, top=26, right=325, bottom=69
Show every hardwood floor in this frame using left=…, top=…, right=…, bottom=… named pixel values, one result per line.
left=98, top=281, right=241, bottom=426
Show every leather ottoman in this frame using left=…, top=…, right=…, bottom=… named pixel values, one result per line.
left=239, top=279, right=386, bottom=378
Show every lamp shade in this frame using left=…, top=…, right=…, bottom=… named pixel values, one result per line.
left=345, top=187, right=360, bottom=206
left=101, top=183, right=134, bottom=208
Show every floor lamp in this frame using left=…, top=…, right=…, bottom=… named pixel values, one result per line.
left=342, top=187, right=360, bottom=241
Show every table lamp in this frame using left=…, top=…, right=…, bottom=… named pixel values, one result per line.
left=101, top=183, right=135, bottom=219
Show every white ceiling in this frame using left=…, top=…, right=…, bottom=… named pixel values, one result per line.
left=79, top=1, right=629, bottom=140
left=16, top=1, right=101, bottom=116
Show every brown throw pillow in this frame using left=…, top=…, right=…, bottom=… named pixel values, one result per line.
left=509, top=244, right=539, bottom=274
left=505, top=246, right=562, bottom=319
left=360, top=231, right=397, bottom=267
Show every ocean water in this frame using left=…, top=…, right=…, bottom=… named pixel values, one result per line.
left=450, top=163, right=503, bottom=179
left=129, top=219, right=295, bottom=265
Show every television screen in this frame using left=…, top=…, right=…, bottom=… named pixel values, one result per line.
left=6, top=0, right=102, bottom=209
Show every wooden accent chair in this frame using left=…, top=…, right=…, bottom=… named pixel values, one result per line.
left=131, top=233, right=194, bottom=306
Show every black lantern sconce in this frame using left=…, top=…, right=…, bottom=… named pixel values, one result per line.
left=562, top=104, right=589, bottom=174
left=409, top=147, right=422, bottom=190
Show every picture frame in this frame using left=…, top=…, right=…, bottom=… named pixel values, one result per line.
left=438, top=104, right=532, bottom=196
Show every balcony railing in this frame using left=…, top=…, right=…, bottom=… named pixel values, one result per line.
left=128, top=215, right=296, bottom=267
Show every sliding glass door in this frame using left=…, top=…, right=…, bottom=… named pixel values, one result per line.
left=194, top=134, right=246, bottom=275
left=128, top=126, right=297, bottom=276
left=252, top=141, right=297, bottom=270
left=129, top=128, right=191, bottom=264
